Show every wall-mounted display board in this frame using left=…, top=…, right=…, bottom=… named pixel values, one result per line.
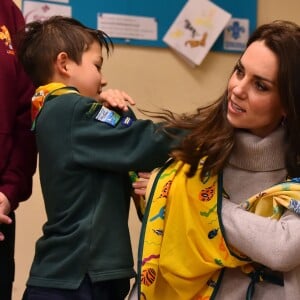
left=22, top=0, right=257, bottom=52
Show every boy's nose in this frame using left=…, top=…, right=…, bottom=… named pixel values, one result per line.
left=101, top=77, right=108, bottom=87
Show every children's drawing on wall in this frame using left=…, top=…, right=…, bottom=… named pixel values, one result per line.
left=184, top=19, right=208, bottom=48
left=163, top=0, right=231, bottom=67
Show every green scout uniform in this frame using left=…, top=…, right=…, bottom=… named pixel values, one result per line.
left=27, top=85, right=175, bottom=290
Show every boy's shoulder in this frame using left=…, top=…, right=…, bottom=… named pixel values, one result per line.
left=60, top=93, right=138, bottom=128
left=45, top=87, right=138, bottom=128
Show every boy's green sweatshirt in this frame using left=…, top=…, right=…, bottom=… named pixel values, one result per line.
left=28, top=91, right=176, bottom=289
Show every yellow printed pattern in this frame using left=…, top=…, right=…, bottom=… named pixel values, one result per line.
left=140, top=160, right=248, bottom=300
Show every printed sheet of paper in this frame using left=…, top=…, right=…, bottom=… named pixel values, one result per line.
left=163, top=0, right=231, bottom=67
left=223, top=18, right=249, bottom=52
left=98, top=13, right=157, bottom=41
left=23, top=0, right=71, bottom=23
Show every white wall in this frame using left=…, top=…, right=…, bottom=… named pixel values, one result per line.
left=12, top=0, right=300, bottom=299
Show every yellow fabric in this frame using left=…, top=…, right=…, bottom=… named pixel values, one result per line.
left=140, top=160, right=249, bottom=300
left=240, top=178, right=300, bottom=219
left=239, top=178, right=300, bottom=277
left=140, top=159, right=300, bottom=300
left=31, top=82, right=78, bottom=121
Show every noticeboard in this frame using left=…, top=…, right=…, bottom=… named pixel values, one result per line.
left=22, top=0, right=257, bottom=52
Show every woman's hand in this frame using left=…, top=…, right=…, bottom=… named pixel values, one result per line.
left=99, top=89, right=135, bottom=111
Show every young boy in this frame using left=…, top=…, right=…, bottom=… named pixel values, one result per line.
left=16, top=16, right=176, bottom=300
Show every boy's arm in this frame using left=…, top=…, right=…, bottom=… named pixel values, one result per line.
left=71, top=98, right=178, bottom=172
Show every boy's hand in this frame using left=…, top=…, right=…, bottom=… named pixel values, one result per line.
left=99, top=89, right=135, bottom=111
left=0, top=192, right=12, bottom=241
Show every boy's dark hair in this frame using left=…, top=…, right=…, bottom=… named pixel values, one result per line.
left=16, top=16, right=113, bottom=87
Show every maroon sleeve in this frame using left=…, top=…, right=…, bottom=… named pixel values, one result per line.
left=0, top=0, right=37, bottom=210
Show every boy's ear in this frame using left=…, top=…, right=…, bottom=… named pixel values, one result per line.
left=55, top=52, right=69, bottom=75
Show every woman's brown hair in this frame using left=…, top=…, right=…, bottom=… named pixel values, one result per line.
left=153, top=20, right=300, bottom=180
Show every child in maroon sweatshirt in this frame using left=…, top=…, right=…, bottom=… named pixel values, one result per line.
left=0, top=1, right=37, bottom=299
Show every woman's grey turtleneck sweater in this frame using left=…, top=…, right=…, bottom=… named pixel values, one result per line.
left=215, top=128, right=300, bottom=300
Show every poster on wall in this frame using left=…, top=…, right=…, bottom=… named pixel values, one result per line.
left=22, top=0, right=257, bottom=54
left=163, top=0, right=232, bottom=66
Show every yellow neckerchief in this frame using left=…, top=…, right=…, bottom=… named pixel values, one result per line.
left=31, top=82, right=79, bottom=122
left=139, top=159, right=249, bottom=300
left=240, top=177, right=300, bottom=284
left=240, top=177, right=300, bottom=219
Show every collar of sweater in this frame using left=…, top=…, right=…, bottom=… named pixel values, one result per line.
left=228, top=127, right=286, bottom=172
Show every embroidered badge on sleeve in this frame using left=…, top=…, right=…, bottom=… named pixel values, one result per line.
left=121, top=116, right=134, bottom=127
left=95, top=106, right=121, bottom=127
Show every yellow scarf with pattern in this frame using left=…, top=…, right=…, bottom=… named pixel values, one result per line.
left=241, top=178, right=300, bottom=219
left=139, top=159, right=300, bottom=300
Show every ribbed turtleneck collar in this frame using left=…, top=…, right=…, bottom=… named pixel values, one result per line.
left=228, top=127, right=286, bottom=172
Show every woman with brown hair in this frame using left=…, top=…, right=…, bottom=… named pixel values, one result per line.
left=136, top=20, right=300, bottom=300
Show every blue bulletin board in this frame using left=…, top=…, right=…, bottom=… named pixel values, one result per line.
left=22, top=0, right=257, bottom=52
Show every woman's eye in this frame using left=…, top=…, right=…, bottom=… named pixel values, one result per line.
left=255, top=81, right=268, bottom=91
left=235, top=65, right=244, bottom=77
